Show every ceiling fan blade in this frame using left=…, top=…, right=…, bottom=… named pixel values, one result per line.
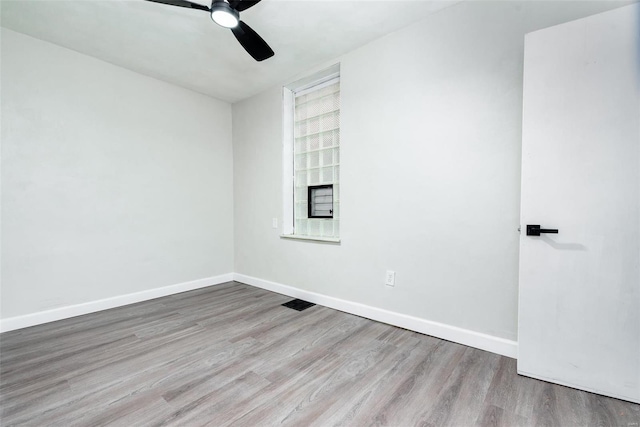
left=145, top=0, right=210, bottom=12
left=229, top=1, right=261, bottom=12
left=231, top=21, right=274, bottom=61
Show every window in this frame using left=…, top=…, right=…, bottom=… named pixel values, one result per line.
left=282, top=65, right=340, bottom=242
left=308, top=185, right=333, bottom=218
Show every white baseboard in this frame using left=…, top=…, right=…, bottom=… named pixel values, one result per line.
left=1, top=272, right=518, bottom=359
left=0, top=273, right=234, bottom=333
left=234, top=273, right=518, bottom=359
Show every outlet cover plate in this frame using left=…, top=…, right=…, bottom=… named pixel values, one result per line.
left=385, top=270, right=395, bottom=287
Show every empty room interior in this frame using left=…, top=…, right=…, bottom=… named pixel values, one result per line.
left=1, top=0, right=639, bottom=425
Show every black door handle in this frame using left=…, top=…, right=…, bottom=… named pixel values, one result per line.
left=526, top=224, right=559, bottom=236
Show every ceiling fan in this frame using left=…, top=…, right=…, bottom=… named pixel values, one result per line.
left=146, top=0, right=274, bottom=61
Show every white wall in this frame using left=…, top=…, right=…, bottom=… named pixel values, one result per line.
left=1, top=29, right=234, bottom=319
left=232, top=1, right=633, bottom=342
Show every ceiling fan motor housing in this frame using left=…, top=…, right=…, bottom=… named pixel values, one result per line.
left=210, top=1, right=239, bottom=28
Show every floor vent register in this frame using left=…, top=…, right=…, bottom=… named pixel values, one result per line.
left=282, top=299, right=316, bottom=311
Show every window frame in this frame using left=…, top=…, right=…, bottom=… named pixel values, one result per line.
left=308, top=184, right=334, bottom=219
left=281, top=64, right=341, bottom=243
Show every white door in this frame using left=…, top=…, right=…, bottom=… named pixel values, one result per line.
left=518, top=4, right=639, bottom=403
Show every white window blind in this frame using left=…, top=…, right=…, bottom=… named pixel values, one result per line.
left=293, top=78, right=340, bottom=238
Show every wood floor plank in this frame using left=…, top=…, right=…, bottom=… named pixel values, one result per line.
left=215, top=352, right=347, bottom=427
left=151, top=370, right=271, bottom=427
left=1, top=281, right=638, bottom=426
left=476, top=404, right=505, bottom=427
left=273, top=341, right=399, bottom=426
left=307, top=338, right=430, bottom=426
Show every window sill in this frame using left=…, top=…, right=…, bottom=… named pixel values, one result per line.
left=280, top=234, right=341, bottom=244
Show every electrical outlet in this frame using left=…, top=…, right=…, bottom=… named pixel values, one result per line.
left=272, top=218, right=278, bottom=229
left=385, top=270, right=395, bottom=287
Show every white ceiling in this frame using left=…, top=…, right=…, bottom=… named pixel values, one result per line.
left=1, top=0, right=461, bottom=103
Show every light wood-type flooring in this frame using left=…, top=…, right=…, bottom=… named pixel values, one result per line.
left=1, top=282, right=638, bottom=426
